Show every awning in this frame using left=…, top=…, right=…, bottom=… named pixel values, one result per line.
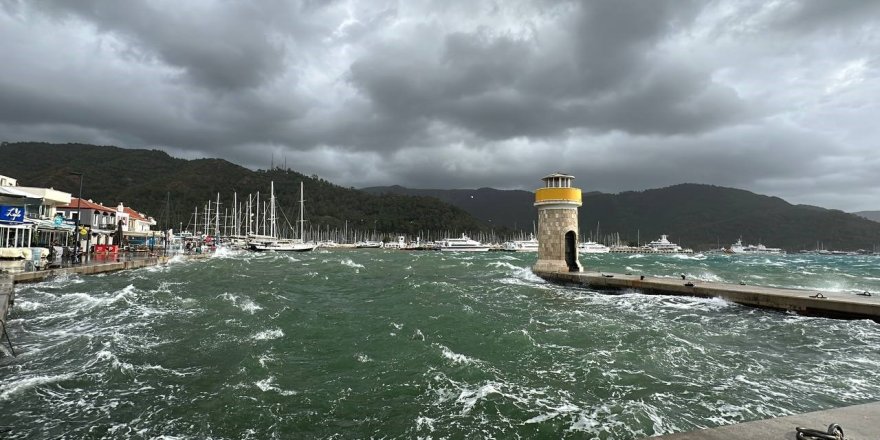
left=0, top=186, right=34, bottom=197
left=30, top=218, right=74, bottom=232
left=122, top=230, right=160, bottom=238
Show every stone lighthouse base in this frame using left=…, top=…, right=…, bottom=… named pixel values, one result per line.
left=533, top=259, right=580, bottom=274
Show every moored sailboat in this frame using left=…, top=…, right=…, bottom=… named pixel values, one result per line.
left=249, top=182, right=316, bottom=252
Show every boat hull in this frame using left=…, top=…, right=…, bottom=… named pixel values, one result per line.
left=249, top=244, right=316, bottom=252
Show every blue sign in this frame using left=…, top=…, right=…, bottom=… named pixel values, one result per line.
left=53, top=214, right=64, bottom=226
left=0, top=205, right=25, bottom=223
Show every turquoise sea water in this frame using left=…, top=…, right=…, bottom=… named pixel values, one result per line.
left=1, top=250, right=879, bottom=438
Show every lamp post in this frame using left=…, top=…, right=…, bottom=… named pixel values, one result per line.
left=70, top=172, right=83, bottom=263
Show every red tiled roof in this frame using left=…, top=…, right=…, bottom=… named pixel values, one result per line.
left=123, top=206, right=147, bottom=222
left=58, top=197, right=116, bottom=213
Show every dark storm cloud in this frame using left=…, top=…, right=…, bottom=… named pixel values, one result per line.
left=347, top=0, right=749, bottom=142
left=1, top=0, right=878, bottom=211
left=24, top=0, right=304, bottom=91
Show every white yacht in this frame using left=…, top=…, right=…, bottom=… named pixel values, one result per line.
left=727, top=239, right=784, bottom=255
left=502, top=234, right=539, bottom=252
left=645, top=235, right=689, bottom=253
left=249, top=182, right=316, bottom=252
left=383, top=236, right=406, bottom=249
left=578, top=241, right=610, bottom=253
left=437, top=234, right=489, bottom=252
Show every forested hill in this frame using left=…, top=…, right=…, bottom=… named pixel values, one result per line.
left=0, top=142, right=486, bottom=235
left=363, top=184, right=880, bottom=251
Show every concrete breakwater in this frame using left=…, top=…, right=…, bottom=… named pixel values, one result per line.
left=533, top=270, right=880, bottom=322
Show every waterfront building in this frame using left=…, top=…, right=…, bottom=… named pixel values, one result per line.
left=117, top=203, right=157, bottom=233
left=57, top=198, right=119, bottom=249
left=116, top=203, right=160, bottom=250
left=0, top=174, right=73, bottom=249
left=533, top=172, right=583, bottom=273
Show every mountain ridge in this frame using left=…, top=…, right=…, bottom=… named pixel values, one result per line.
left=3, top=142, right=878, bottom=250
left=0, top=142, right=487, bottom=237
left=363, top=184, right=880, bottom=251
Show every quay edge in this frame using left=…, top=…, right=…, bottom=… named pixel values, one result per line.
left=1, top=271, right=13, bottom=323
left=646, top=400, right=880, bottom=439
left=11, top=256, right=175, bottom=284
left=532, top=269, right=880, bottom=322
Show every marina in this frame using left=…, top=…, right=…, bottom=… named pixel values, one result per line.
left=1, top=170, right=878, bottom=439
left=2, top=250, right=878, bottom=438
left=3, top=1, right=880, bottom=436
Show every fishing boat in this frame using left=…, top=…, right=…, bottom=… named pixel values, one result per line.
left=436, top=234, right=489, bottom=252
left=578, top=241, right=610, bottom=253
left=502, top=234, right=539, bottom=252
left=249, top=182, right=316, bottom=252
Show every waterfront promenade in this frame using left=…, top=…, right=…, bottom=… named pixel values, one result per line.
left=10, top=253, right=172, bottom=284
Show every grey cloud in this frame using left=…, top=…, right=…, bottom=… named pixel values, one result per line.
left=347, top=1, right=750, bottom=144
left=21, top=0, right=311, bottom=91
left=1, top=0, right=879, bottom=211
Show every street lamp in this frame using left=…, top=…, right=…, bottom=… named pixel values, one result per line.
left=70, top=172, right=83, bottom=263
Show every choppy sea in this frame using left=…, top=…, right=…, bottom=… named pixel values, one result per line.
left=1, top=251, right=878, bottom=438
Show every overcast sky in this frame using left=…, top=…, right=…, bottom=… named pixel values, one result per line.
left=1, top=1, right=878, bottom=211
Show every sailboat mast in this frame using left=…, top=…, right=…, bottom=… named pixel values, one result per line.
left=215, top=192, right=220, bottom=238
left=270, top=181, right=277, bottom=239
left=299, top=181, right=305, bottom=241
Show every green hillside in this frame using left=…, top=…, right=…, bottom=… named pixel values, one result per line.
left=364, top=185, right=880, bottom=251
left=0, top=142, right=487, bottom=238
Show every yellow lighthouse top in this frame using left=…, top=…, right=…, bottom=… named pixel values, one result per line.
left=535, top=172, right=582, bottom=206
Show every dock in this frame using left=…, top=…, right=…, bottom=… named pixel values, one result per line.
left=648, top=401, right=880, bottom=439
left=534, top=270, right=880, bottom=321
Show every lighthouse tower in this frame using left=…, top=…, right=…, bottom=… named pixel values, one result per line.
left=533, top=173, right=582, bottom=273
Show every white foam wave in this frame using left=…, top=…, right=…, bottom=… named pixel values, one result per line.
left=60, top=284, right=138, bottom=308
left=341, top=258, right=364, bottom=268
left=456, top=382, right=500, bottom=414
left=487, top=261, right=518, bottom=270
left=14, top=299, right=44, bottom=312
left=524, top=403, right=580, bottom=424
left=257, top=354, right=275, bottom=368
left=415, top=416, right=436, bottom=432
left=436, top=344, right=480, bottom=366
left=252, top=329, right=284, bottom=340
left=211, top=246, right=241, bottom=258
left=255, top=376, right=297, bottom=395
left=218, top=292, right=262, bottom=314
left=1, top=373, right=75, bottom=400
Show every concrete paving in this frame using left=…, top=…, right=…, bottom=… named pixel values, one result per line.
left=534, top=270, right=880, bottom=322
left=649, top=401, right=880, bottom=439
